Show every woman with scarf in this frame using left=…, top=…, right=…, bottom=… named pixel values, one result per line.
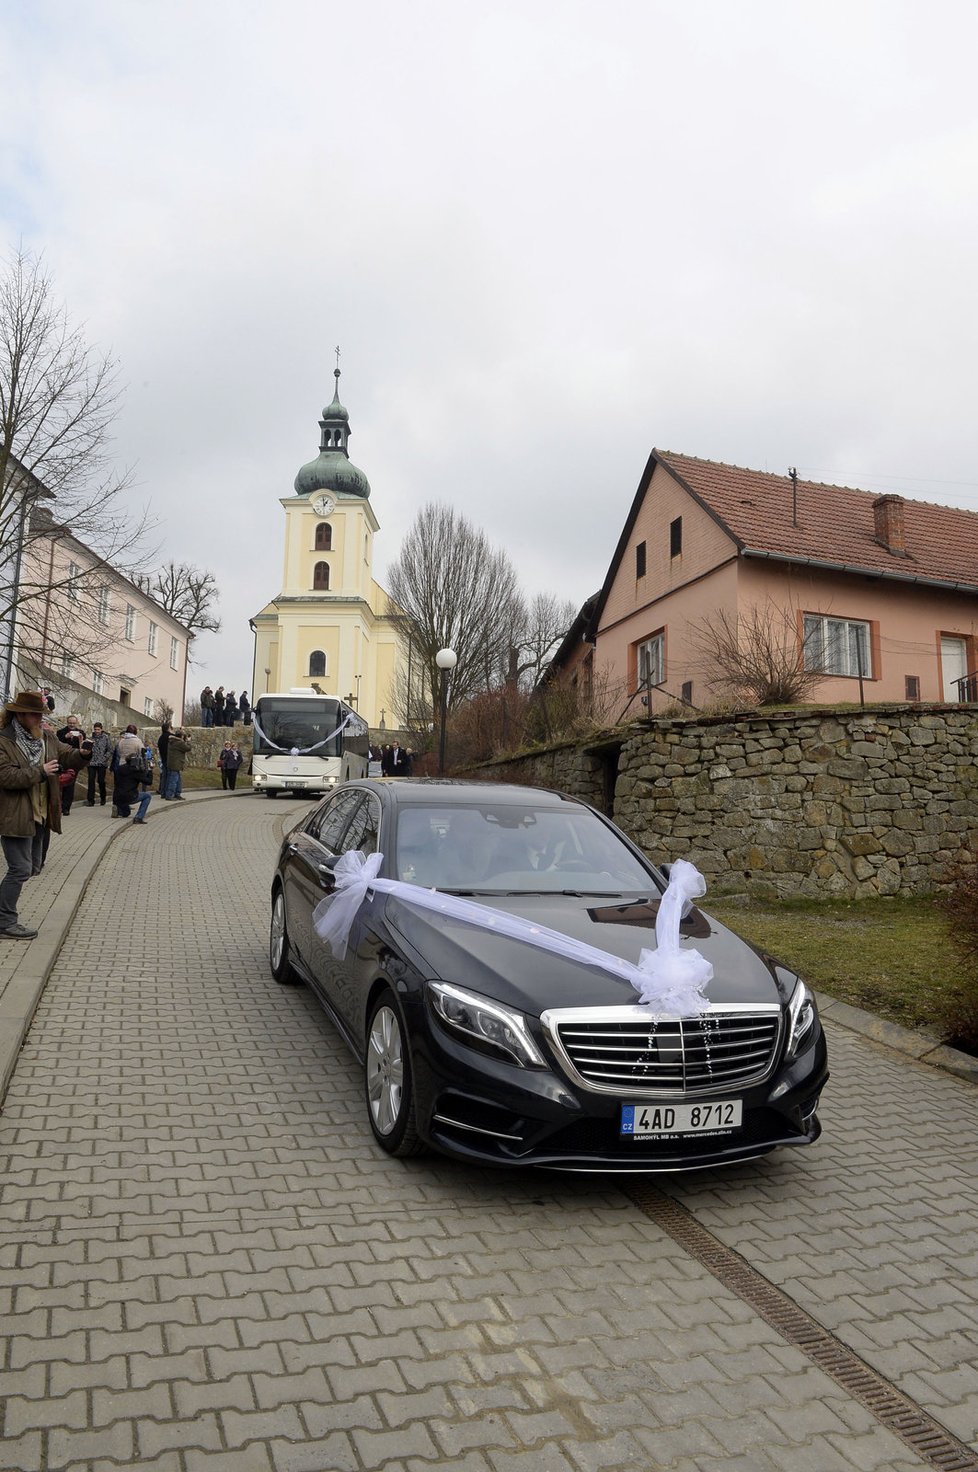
left=0, top=692, right=90, bottom=938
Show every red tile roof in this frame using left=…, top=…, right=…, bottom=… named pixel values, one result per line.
left=657, top=451, right=978, bottom=590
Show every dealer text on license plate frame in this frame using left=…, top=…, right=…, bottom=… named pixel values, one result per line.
left=621, top=1099, right=743, bottom=1136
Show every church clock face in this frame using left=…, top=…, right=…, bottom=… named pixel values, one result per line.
left=312, top=493, right=335, bottom=516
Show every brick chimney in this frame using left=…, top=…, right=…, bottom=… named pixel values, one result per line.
left=873, top=494, right=907, bottom=555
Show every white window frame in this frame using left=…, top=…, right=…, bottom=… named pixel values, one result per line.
left=144, top=697, right=153, bottom=716
left=68, top=562, right=81, bottom=602
left=60, top=652, right=74, bottom=679
left=92, top=671, right=104, bottom=695
left=636, top=632, right=664, bottom=689
left=148, top=621, right=158, bottom=656
left=125, top=604, right=136, bottom=641
left=169, top=636, right=179, bottom=671
left=98, top=585, right=110, bottom=625
left=803, top=614, right=872, bottom=678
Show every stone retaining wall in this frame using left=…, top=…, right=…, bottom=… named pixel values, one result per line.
left=468, top=706, right=978, bottom=898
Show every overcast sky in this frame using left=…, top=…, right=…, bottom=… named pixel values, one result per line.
left=2, top=0, right=977, bottom=690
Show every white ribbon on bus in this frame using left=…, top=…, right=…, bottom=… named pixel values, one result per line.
left=313, top=851, right=713, bottom=1016
left=252, top=710, right=355, bottom=758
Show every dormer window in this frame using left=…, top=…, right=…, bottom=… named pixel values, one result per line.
left=315, top=522, right=332, bottom=551
left=313, top=561, right=330, bottom=591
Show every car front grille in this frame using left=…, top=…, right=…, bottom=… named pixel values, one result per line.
left=541, top=1004, right=783, bottom=1096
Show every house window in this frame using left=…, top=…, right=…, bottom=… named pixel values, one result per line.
left=60, top=653, right=74, bottom=678
left=169, top=636, right=179, bottom=671
left=68, top=562, right=81, bottom=602
left=681, top=679, right=693, bottom=704
left=148, top=621, right=158, bottom=656
left=636, top=632, right=664, bottom=689
left=309, top=650, right=327, bottom=678
left=670, top=517, right=683, bottom=558
left=144, top=697, right=153, bottom=716
left=92, top=671, right=104, bottom=695
left=635, top=541, right=647, bottom=578
left=313, top=561, right=330, bottom=591
left=125, top=604, right=136, bottom=641
left=803, top=614, right=872, bottom=678
left=905, top=675, right=921, bottom=701
left=98, top=585, right=110, bottom=625
left=315, top=522, right=332, bottom=551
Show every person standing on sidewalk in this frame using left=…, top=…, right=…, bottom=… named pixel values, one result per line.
left=157, top=719, right=172, bottom=796
left=218, top=740, right=242, bottom=790
left=113, top=728, right=153, bottom=824
left=83, top=723, right=113, bottom=806
left=0, top=692, right=91, bottom=939
left=56, top=715, right=85, bottom=816
left=164, top=729, right=190, bottom=800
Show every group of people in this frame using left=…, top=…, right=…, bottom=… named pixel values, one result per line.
left=370, top=741, right=413, bottom=776
left=200, top=686, right=250, bottom=727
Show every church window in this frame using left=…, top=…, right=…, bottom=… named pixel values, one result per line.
left=309, top=650, right=327, bottom=678
left=313, top=561, right=330, bottom=590
left=315, top=522, right=332, bottom=551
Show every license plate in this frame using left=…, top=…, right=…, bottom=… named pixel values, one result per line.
left=621, top=1099, right=743, bottom=1136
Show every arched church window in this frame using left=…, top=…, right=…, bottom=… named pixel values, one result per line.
left=315, top=522, right=332, bottom=551
left=313, top=561, right=330, bottom=590
left=309, top=650, right=326, bottom=678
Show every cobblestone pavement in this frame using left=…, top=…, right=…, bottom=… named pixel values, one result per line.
left=0, top=795, right=976, bottom=1471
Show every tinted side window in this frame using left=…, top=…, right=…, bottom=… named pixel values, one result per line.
left=339, top=794, right=381, bottom=857
left=308, top=790, right=361, bottom=852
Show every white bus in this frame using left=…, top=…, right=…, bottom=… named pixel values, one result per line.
left=251, top=689, right=370, bottom=797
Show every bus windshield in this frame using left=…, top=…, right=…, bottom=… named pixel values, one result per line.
left=253, top=698, right=346, bottom=757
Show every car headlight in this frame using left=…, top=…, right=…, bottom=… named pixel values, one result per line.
left=428, top=982, right=546, bottom=1068
left=785, top=980, right=816, bottom=1061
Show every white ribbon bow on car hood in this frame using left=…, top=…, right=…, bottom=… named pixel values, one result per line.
left=312, top=850, right=713, bottom=1016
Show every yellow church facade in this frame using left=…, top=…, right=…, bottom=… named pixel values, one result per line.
left=250, top=372, right=405, bottom=730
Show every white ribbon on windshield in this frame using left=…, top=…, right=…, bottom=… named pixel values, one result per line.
left=252, top=710, right=355, bottom=758
left=312, top=850, right=713, bottom=1015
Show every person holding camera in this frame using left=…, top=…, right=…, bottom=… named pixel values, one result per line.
left=164, top=729, right=190, bottom=800
left=0, top=691, right=91, bottom=939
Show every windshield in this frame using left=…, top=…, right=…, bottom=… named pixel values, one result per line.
left=393, top=803, right=656, bottom=894
left=253, top=699, right=342, bottom=757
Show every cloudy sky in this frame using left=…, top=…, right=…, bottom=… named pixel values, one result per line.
left=2, top=0, right=977, bottom=689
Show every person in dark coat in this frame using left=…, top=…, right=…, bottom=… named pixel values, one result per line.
left=157, top=720, right=172, bottom=794
left=224, top=691, right=236, bottom=727
left=238, top=691, right=251, bottom=725
left=83, top=723, right=113, bottom=805
left=55, top=715, right=85, bottom=815
left=113, top=727, right=152, bottom=823
left=218, top=741, right=243, bottom=790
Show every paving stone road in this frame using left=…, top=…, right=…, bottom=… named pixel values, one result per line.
left=0, top=793, right=976, bottom=1471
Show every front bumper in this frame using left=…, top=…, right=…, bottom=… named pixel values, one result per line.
left=410, top=1004, right=828, bottom=1173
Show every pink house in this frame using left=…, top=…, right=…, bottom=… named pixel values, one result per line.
left=577, top=451, right=978, bottom=716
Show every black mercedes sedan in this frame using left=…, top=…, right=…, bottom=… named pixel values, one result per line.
left=269, top=780, right=828, bottom=1172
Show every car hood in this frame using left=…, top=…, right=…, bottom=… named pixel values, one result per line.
left=382, top=891, right=785, bottom=1015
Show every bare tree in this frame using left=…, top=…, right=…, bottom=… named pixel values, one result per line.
left=502, top=592, right=577, bottom=689
left=385, top=503, right=521, bottom=719
left=0, top=246, right=147, bottom=692
left=135, top=562, right=221, bottom=638
left=689, top=601, right=827, bottom=707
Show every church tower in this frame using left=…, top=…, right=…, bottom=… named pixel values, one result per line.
left=251, top=368, right=403, bottom=729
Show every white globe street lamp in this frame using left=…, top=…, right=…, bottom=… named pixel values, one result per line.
left=435, top=647, right=457, bottom=776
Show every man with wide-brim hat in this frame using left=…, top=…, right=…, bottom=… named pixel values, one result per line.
left=0, top=691, right=90, bottom=939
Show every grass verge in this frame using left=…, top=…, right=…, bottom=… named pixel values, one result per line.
left=706, top=895, right=966, bottom=1037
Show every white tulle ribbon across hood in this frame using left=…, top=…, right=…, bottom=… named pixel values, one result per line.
left=312, top=850, right=714, bottom=1017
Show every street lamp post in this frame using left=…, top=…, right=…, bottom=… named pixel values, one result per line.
left=435, top=647, right=457, bottom=777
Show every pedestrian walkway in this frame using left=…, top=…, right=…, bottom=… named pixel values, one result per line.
left=0, top=795, right=976, bottom=1471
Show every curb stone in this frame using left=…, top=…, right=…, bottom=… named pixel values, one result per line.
left=813, top=989, right=978, bottom=1084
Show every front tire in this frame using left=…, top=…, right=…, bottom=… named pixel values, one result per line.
left=270, top=887, right=302, bottom=985
left=364, top=989, right=424, bottom=1156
